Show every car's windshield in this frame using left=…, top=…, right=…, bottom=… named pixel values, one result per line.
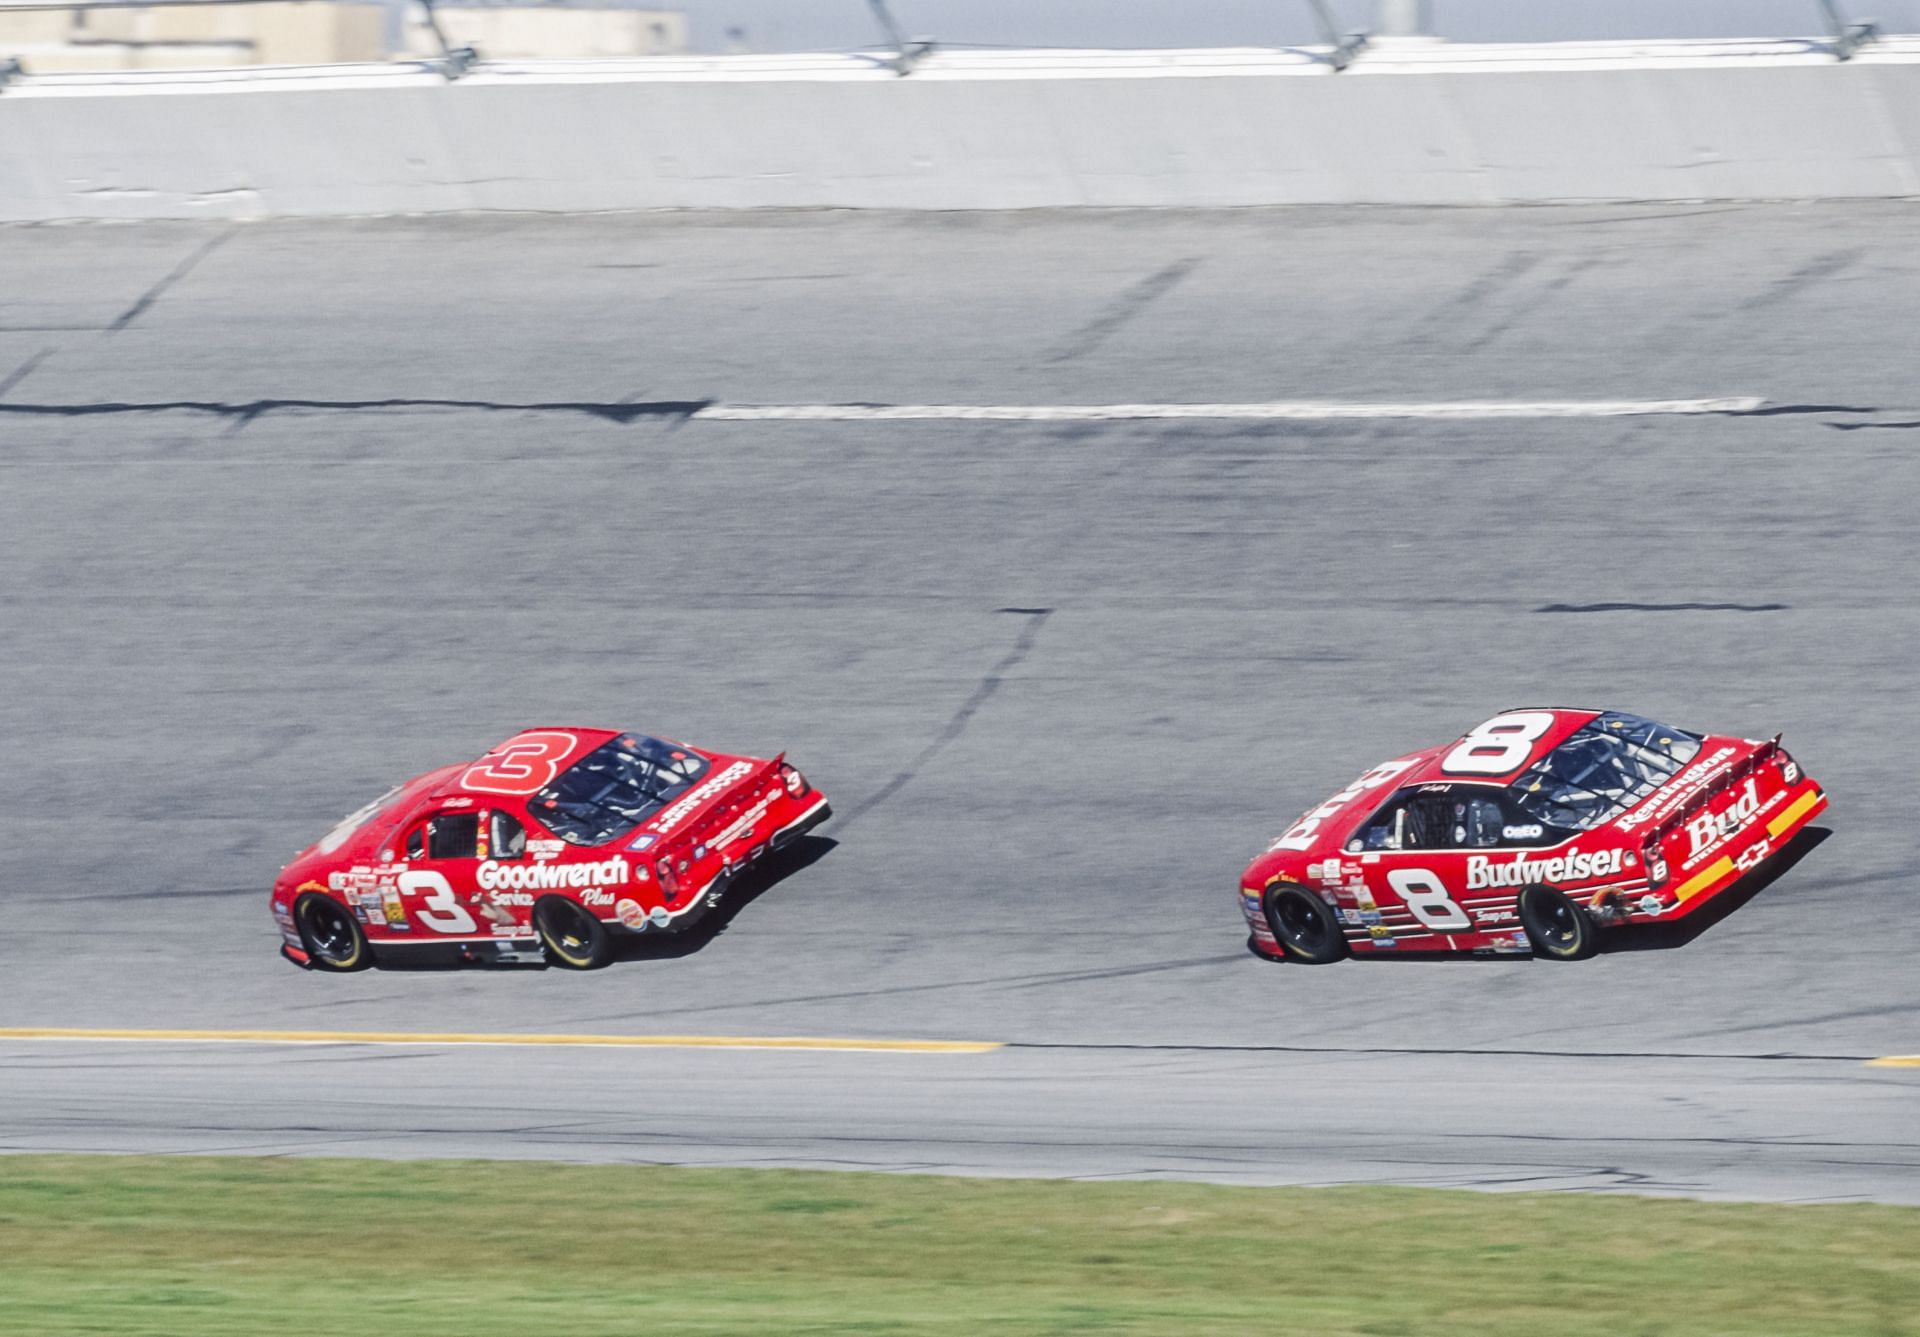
left=528, top=733, right=710, bottom=846
left=1508, top=712, right=1702, bottom=831
left=315, top=785, right=405, bottom=855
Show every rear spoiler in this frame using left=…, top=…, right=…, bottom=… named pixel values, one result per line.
left=646, top=753, right=791, bottom=897
left=676, top=754, right=789, bottom=841
left=1640, top=735, right=1783, bottom=855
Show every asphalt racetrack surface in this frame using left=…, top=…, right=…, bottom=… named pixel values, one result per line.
left=3, top=204, right=1918, bottom=1201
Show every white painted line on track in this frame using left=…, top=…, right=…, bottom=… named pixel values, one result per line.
left=692, top=398, right=1766, bottom=422
left=0, top=1027, right=1001, bottom=1054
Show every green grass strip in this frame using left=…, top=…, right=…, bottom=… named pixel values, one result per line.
left=2, top=1155, right=1918, bottom=1335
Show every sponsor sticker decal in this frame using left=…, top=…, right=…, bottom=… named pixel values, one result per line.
left=476, top=857, right=630, bottom=892
left=1618, top=747, right=1738, bottom=831
left=1464, top=847, right=1625, bottom=891
left=615, top=899, right=647, bottom=930
left=1682, top=778, right=1767, bottom=864
left=650, top=762, right=755, bottom=834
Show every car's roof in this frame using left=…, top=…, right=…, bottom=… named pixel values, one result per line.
left=1385, top=707, right=1604, bottom=789
left=430, top=728, right=623, bottom=801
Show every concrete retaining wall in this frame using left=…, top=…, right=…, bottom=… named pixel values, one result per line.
left=3, top=39, right=1919, bottom=219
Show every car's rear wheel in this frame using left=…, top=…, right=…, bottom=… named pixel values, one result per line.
left=294, top=893, right=370, bottom=972
left=1262, top=884, right=1347, bottom=965
left=1518, top=885, right=1596, bottom=960
left=534, top=896, right=612, bottom=970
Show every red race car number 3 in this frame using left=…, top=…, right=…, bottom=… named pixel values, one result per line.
left=459, top=731, right=577, bottom=795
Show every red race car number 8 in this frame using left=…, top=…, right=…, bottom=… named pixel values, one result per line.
left=1441, top=712, right=1555, bottom=775
left=459, top=731, right=577, bottom=795
left=1386, top=868, right=1471, bottom=932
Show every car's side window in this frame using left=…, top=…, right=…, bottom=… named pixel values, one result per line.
left=491, top=810, right=526, bottom=859
left=1355, top=788, right=1534, bottom=851
left=425, top=812, right=480, bottom=860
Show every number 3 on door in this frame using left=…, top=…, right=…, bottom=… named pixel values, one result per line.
left=397, top=870, right=477, bottom=935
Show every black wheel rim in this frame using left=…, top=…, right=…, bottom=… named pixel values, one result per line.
left=1271, top=894, right=1331, bottom=952
left=540, top=903, right=595, bottom=958
left=299, top=899, right=357, bottom=962
left=1530, top=895, right=1580, bottom=949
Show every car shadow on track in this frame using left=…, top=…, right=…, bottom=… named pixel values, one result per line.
left=1597, top=826, right=1831, bottom=955
left=1268, top=827, right=1834, bottom=967
left=611, top=836, right=838, bottom=964
left=375, top=836, right=838, bottom=971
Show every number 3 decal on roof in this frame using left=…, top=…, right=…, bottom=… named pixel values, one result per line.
left=1441, top=712, right=1556, bottom=775
left=459, top=731, right=578, bottom=795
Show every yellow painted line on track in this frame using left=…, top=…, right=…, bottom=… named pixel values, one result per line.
left=1868, top=1056, right=1920, bottom=1069
left=0, top=1027, right=1001, bottom=1054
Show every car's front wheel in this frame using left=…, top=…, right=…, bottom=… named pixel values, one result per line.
left=1518, top=885, right=1596, bottom=960
left=1262, top=884, right=1347, bottom=964
left=294, top=893, right=371, bottom=972
left=533, top=896, right=613, bottom=970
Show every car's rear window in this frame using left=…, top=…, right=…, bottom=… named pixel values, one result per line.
left=527, top=733, right=710, bottom=846
left=1508, top=712, right=1702, bottom=832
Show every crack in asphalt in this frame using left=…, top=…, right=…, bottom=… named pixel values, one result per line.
left=1460, top=255, right=1603, bottom=354
left=109, top=227, right=238, bottom=332
left=1686, top=1000, right=1920, bottom=1039
left=0, top=397, right=716, bottom=426
left=0, top=397, right=1897, bottom=425
left=1736, top=248, right=1865, bottom=313
left=554, top=951, right=1237, bottom=1027
left=9, top=1117, right=1912, bottom=1159
left=1724, top=402, right=1882, bottom=417
left=836, top=607, right=1053, bottom=830
left=0, top=348, right=52, bottom=399
left=1046, top=257, right=1200, bottom=363
left=1536, top=601, right=1789, bottom=614
left=1003, top=1042, right=1886, bottom=1063
left=1402, top=251, right=1540, bottom=347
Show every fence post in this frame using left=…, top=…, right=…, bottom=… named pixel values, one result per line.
left=1303, top=0, right=1369, bottom=70
left=419, top=0, right=478, bottom=80
left=1376, top=0, right=1430, bottom=38
left=1818, top=0, right=1879, bottom=59
left=867, top=0, right=933, bottom=75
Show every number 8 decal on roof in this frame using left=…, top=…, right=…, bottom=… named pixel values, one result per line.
left=1441, top=712, right=1556, bottom=775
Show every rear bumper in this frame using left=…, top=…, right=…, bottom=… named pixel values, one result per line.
left=1665, top=784, right=1827, bottom=916
left=614, top=794, right=833, bottom=937
left=772, top=795, right=832, bottom=848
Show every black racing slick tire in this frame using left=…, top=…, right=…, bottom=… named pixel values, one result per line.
left=1518, top=885, right=1597, bottom=961
left=534, top=896, right=613, bottom=970
left=1262, top=884, right=1347, bottom=965
left=294, top=893, right=371, bottom=972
